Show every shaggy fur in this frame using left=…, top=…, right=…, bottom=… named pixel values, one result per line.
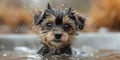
left=34, top=4, right=86, bottom=56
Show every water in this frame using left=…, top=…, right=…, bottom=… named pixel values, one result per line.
left=0, top=48, right=120, bottom=60
left=0, top=33, right=120, bottom=60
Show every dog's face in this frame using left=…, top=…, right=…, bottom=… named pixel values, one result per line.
left=34, top=4, right=86, bottom=48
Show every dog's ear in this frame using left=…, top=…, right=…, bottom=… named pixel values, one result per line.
left=34, top=3, right=52, bottom=25
left=34, top=11, right=43, bottom=25
left=65, top=6, right=86, bottom=30
left=76, top=15, right=86, bottom=30
left=65, top=6, right=73, bottom=14
left=46, top=3, right=52, bottom=10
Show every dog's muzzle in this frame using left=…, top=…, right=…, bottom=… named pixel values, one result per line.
left=52, top=33, right=62, bottom=42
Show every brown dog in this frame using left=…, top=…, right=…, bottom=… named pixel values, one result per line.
left=34, top=4, right=86, bottom=55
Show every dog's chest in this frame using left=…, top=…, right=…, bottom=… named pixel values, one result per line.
left=37, top=45, right=72, bottom=55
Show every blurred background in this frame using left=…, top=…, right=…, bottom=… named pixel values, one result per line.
left=0, top=0, right=91, bottom=34
left=1, top=0, right=120, bottom=34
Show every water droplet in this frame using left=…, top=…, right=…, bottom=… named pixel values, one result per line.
left=3, top=53, right=7, bottom=57
left=45, top=58, right=48, bottom=60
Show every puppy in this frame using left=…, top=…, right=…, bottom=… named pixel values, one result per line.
left=34, top=4, right=86, bottom=55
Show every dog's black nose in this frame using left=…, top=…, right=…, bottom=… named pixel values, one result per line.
left=55, top=34, right=62, bottom=39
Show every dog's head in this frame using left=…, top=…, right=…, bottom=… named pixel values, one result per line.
left=34, top=4, right=86, bottom=48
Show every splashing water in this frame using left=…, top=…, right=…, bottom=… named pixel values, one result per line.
left=0, top=34, right=120, bottom=60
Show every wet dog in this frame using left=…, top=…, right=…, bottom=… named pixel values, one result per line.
left=34, top=4, right=86, bottom=56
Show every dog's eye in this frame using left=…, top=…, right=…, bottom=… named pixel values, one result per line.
left=63, top=24, right=71, bottom=31
left=46, top=23, right=53, bottom=28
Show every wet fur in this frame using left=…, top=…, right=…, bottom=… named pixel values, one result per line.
left=37, top=44, right=72, bottom=55
left=34, top=4, right=86, bottom=56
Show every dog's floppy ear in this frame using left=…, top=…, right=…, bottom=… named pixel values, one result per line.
left=65, top=6, right=86, bottom=30
left=76, top=15, right=86, bottom=30
left=34, top=3, right=52, bottom=25
left=34, top=11, right=43, bottom=25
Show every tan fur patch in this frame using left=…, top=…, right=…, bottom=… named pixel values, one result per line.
left=63, top=16, right=76, bottom=29
left=44, top=15, right=55, bottom=23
